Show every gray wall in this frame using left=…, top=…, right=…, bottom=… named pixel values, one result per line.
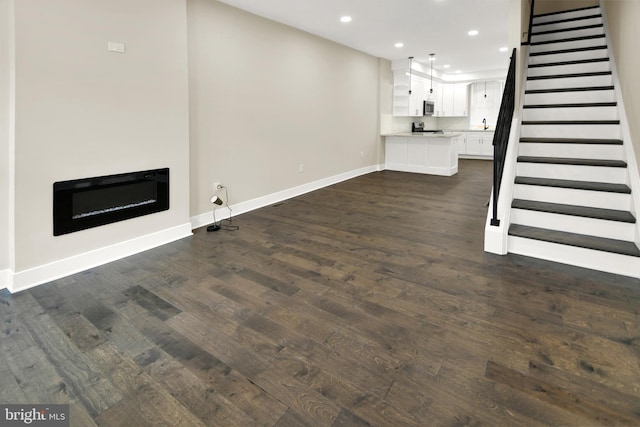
left=0, top=0, right=10, bottom=276
left=9, top=0, right=191, bottom=272
left=603, top=0, right=640, bottom=172
left=187, top=0, right=381, bottom=218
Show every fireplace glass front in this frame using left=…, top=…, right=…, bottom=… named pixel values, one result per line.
left=53, top=168, right=169, bottom=236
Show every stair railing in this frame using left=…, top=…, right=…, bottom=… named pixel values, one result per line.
left=523, top=0, right=536, bottom=45
left=490, top=48, right=517, bottom=226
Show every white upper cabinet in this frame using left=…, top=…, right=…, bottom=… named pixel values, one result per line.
left=393, top=70, right=428, bottom=117
left=436, top=83, right=469, bottom=117
left=391, top=59, right=470, bottom=117
left=409, top=74, right=426, bottom=117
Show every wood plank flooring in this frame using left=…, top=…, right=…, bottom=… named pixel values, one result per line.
left=2, top=159, right=640, bottom=426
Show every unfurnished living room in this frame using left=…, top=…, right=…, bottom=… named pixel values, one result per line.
left=1, top=0, right=640, bottom=426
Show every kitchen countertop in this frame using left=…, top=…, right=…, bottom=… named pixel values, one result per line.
left=444, top=129, right=495, bottom=132
left=382, top=132, right=462, bottom=138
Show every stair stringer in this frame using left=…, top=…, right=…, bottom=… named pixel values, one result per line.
left=599, top=0, right=640, bottom=249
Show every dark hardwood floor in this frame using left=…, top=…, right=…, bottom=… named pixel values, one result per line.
left=2, top=159, right=640, bottom=426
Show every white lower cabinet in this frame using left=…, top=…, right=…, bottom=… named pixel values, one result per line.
left=457, top=132, right=494, bottom=158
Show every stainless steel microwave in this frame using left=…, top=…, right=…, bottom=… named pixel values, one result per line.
left=423, top=100, right=435, bottom=116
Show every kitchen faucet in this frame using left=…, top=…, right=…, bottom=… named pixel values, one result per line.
left=482, top=118, right=489, bottom=130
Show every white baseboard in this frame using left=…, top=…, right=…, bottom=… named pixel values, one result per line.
left=191, top=165, right=383, bottom=230
left=0, top=269, right=10, bottom=291
left=7, top=223, right=192, bottom=294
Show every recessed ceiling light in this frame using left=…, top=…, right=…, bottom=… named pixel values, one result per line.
left=499, top=46, right=508, bottom=52
left=455, top=70, right=462, bottom=73
left=468, top=30, right=479, bottom=36
left=394, top=42, right=404, bottom=48
left=443, top=64, right=451, bottom=69
left=340, top=16, right=352, bottom=23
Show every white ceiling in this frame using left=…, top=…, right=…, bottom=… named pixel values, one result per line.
left=217, top=0, right=511, bottom=79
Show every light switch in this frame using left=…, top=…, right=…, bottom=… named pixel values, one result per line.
left=107, top=41, right=126, bottom=53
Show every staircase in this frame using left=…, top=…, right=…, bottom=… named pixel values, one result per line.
left=507, top=5, right=640, bottom=277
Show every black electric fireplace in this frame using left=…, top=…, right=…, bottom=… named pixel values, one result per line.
left=53, top=168, right=169, bottom=236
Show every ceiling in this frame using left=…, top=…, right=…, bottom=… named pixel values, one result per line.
left=217, top=0, right=511, bottom=79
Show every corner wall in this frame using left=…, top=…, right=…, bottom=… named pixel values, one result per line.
left=9, top=0, right=191, bottom=290
left=602, top=0, right=640, bottom=174
left=187, top=0, right=381, bottom=220
left=0, top=0, right=11, bottom=286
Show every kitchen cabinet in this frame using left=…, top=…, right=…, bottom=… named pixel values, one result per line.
left=460, top=132, right=494, bottom=157
left=438, top=83, right=468, bottom=117
left=453, top=134, right=466, bottom=156
left=393, top=70, right=426, bottom=117
left=409, top=75, right=426, bottom=116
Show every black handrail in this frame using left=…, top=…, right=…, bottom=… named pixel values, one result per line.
left=490, top=48, right=517, bottom=227
left=523, top=0, right=536, bottom=45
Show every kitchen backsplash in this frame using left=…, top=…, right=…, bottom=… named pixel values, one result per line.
left=436, top=117, right=470, bottom=130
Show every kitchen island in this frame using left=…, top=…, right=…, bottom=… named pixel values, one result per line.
left=382, top=132, right=461, bottom=176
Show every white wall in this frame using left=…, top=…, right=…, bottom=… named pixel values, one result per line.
left=534, top=0, right=598, bottom=14
left=602, top=0, right=640, bottom=172
left=0, top=0, right=11, bottom=281
left=187, top=0, right=381, bottom=218
left=10, top=0, right=191, bottom=276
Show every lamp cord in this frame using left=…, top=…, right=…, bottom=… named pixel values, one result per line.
left=217, top=186, right=239, bottom=231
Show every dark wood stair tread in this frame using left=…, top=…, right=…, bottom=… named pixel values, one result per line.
left=520, top=137, right=622, bottom=144
left=515, top=176, right=631, bottom=194
left=512, top=199, right=635, bottom=223
left=531, top=23, right=603, bottom=37
left=530, top=45, right=607, bottom=57
left=522, top=120, right=619, bottom=125
left=532, top=14, right=603, bottom=28
left=524, top=102, right=617, bottom=109
left=528, top=57, right=609, bottom=69
left=526, top=86, right=614, bottom=94
left=508, top=224, right=640, bottom=257
left=527, top=71, right=611, bottom=80
left=517, top=156, right=627, bottom=167
left=531, top=34, right=605, bottom=46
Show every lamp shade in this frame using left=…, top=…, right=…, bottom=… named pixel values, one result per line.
left=210, top=196, right=223, bottom=206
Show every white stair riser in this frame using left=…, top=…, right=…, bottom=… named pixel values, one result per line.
left=511, top=209, right=634, bottom=241
left=532, top=17, right=603, bottom=33
left=530, top=37, right=606, bottom=54
left=531, top=26, right=604, bottom=44
left=525, top=90, right=615, bottom=105
left=513, top=184, right=631, bottom=211
left=527, top=61, right=610, bottom=77
left=529, top=48, right=608, bottom=65
left=526, top=75, right=612, bottom=90
left=507, top=237, right=640, bottom=279
left=533, top=8, right=601, bottom=24
left=518, top=142, right=624, bottom=160
left=516, top=163, right=627, bottom=183
left=520, top=124, right=621, bottom=139
left=523, top=107, right=618, bottom=121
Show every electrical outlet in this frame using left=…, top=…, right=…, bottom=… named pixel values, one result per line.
left=298, top=164, right=304, bottom=173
